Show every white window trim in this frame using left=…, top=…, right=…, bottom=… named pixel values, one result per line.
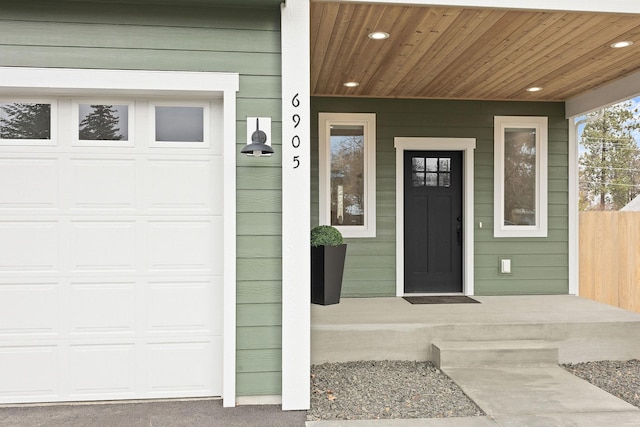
left=494, top=115, right=548, bottom=238
left=318, top=112, right=376, bottom=238
left=0, top=66, right=238, bottom=407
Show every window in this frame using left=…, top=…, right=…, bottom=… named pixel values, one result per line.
left=319, top=113, right=376, bottom=238
left=151, top=103, right=209, bottom=148
left=0, top=100, right=56, bottom=145
left=74, top=101, right=133, bottom=147
left=411, top=156, right=451, bottom=187
left=494, top=116, right=548, bottom=237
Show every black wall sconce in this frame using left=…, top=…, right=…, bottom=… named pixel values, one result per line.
left=242, top=117, right=273, bottom=156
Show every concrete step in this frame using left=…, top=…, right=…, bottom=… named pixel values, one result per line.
left=431, top=340, right=558, bottom=369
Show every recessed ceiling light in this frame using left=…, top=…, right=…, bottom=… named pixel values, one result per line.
left=611, top=41, right=633, bottom=49
left=526, top=86, right=543, bottom=92
left=343, top=81, right=360, bottom=88
left=368, top=31, right=390, bottom=40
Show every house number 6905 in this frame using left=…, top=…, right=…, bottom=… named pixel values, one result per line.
left=291, top=93, right=301, bottom=169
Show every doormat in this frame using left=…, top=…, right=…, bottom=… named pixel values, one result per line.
left=403, top=296, right=480, bottom=304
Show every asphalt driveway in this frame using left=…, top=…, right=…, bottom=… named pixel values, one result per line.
left=0, top=399, right=307, bottom=427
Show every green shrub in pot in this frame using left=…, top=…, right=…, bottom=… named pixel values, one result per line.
left=310, top=225, right=347, bottom=305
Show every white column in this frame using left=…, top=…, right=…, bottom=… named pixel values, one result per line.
left=281, top=0, right=311, bottom=411
left=568, top=120, right=579, bottom=295
left=222, top=88, right=238, bottom=407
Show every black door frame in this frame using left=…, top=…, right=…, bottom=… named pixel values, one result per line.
left=394, top=137, right=476, bottom=296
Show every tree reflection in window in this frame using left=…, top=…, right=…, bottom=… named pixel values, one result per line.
left=504, top=128, right=536, bottom=225
left=412, top=156, right=451, bottom=188
left=330, top=125, right=364, bottom=226
left=79, top=104, right=127, bottom=141
left=0, top=102, right=51, bottom=140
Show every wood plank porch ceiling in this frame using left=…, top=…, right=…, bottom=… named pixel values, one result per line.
left=311, top=2, right=640, bottom=101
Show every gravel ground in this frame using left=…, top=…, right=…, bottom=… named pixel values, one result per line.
left=308, top=361, right=484, bottom=421
left=562, top=359, right=640, bottom=409
left=308, top=359, right=640, bottom=422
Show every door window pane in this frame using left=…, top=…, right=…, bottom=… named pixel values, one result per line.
left=425, top=158, right=438, bottom=172
left=155, top=106, right=204, bottom=142
left=439, top=173, right=451, bottom=187
left=78, top=104, right=128, bottom=141
left=412, top=157, right=425, bottom=172
left=412, top=172, right=425, bottom=187
left=0, top=102, right=51, bottom=140
left=411, top=156, right=452, bottom=188
left=504, top=128, right=536, bottom=225
left=330, top=125, right=364, bottom=226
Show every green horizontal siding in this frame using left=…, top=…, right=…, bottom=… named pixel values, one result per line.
left=0, top=1, right=283, bottom=397
left=312, top=97, right=568, bottom=296
left=237, top=326, right=282, bottom=349
left=0, top=21, right=280, bottom=53
left=237, top=372, right=281, bottom=396
left=0, top=1, right=280, bottom=30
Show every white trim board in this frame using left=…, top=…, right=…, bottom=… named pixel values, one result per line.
left=0, top=66, right=239, bottom=408
left=394, top=137, right=476, bottom=296
left=0, top=67, right=238, bottom=96
left=565, top=70, right=640, bottom=118
left=281, top=0, right=311, bottom=411
left=568, top=120, right=579, bottom=296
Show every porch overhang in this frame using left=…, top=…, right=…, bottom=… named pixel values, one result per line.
left=311, top=1, right=640, bottom=112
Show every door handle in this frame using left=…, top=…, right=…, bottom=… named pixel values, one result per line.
left=456, top=217, right=462, bottom=245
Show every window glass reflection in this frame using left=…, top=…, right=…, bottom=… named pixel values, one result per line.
left=412, top=172, right=424, bottom=187
left=504, top=128, right=536, bottom=225
left=78, top=104, right=128, bottom=141
left=155, top=106, right=204, bottom=142
left=0, top=102, right=51, bottom=140
left=330, top=125, right=365, bottom=226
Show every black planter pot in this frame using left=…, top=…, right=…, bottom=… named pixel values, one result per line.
left=311, top=244, right=347, bottom=305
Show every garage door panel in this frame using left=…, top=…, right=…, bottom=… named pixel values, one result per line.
left=0, top=157, right=59, bottom=211
left=68, top=344, right=136, bottom=397
left=147, top=220, right=220, bottom=274
left=147, top=279, right=221, bottom=335
left=69, top=158, right=137, bottom=212
left=0, top=283, right=59, bottom=336
left=0, top=345, right=59, bottom=401
left=146, top=158, right=217, bottom=214
left=0, top=221, right=59, bottom=273
left=68, top=282, right=136, bottom=335
left=146, top=340, right=219, bottom=396
left=69, top=221, right=137, bottom=273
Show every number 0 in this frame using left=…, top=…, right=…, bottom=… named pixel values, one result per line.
left=292, top=135, right=300, bottom=148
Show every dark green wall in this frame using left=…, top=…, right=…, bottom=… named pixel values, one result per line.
left=311, top=97, right=569, bottom=296
left=0, top=0, right=283, bottom=396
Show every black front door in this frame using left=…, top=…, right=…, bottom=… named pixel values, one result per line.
left=404, top=150, right=463, bottom=293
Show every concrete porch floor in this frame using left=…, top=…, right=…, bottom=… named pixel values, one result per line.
left=311, top=295, right=640, bottom=364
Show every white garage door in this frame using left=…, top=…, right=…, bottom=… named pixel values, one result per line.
left=0, top=98, right=223, bottom=403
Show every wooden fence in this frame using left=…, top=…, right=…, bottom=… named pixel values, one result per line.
left=580, top=211, right=640, bottom=313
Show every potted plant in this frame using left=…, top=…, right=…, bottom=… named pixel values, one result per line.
left=311, top=225, right=347, bottom=305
